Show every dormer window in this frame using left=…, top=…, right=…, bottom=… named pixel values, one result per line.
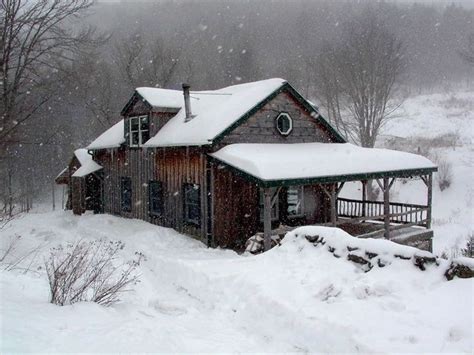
left=129, top=115, right=149, bottom=147
left=275, top=113, right=292, bottom=136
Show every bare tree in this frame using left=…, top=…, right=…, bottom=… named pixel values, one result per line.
left=313, top=11, right=406, bottom=148
left=67, top=49, right=119, bottom=128
left=115, top=31, right=182, bottom=90
left=459, top=34, right=474, bottom=66
left=0, top=0, right=96, bottom=151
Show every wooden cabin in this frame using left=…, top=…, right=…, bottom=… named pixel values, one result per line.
left=55, top=149, right=102, bottom=215
left=58, top=79, right=437, bottom=251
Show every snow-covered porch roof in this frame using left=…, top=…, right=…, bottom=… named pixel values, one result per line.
left=209, top=143, right=437, bottom=187
left=71, top=149, right=103, bottom=178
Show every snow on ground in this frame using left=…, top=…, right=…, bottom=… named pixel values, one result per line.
left=341, top=90, right=474, bottom=255
left=1, top=210, right=473, bottom=353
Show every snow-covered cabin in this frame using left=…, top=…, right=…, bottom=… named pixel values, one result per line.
left=58, top=79, right=437, bottom=251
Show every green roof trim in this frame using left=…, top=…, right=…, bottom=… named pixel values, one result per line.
left=208, top=155, right=437, bottom=188
left=211, top=82, right=346, bottom=145
left=283, top=82, right=346, bottom=143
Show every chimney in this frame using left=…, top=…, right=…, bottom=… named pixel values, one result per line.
left=182, top=83, right=193, bottom=122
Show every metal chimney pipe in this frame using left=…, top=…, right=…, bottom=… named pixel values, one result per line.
left=182, top=83, right=193, bottom=122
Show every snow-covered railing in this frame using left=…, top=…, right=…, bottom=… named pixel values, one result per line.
left=337, top=198, right=429, bottom=227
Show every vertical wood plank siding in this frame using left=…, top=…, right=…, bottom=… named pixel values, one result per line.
left=213, top=166, right=259, bottom=249
left=97, top=147, right=207, bottom=243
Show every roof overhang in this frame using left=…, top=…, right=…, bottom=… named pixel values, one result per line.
left=209, top=143, right=437, bottom=188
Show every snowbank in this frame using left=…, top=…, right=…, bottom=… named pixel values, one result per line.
left=1, top=211, right=472, bottom=353
left=282, top=226, right=474, bottom=279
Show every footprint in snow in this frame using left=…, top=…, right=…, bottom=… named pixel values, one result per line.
left=150, top=300, right=187, bottom=316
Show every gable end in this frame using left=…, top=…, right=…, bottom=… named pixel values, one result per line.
left=212, top=82, right=346, bottom=145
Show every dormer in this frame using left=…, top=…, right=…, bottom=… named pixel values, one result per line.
left=120, top=88, right=182, bottom=148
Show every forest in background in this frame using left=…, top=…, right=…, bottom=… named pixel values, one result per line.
left=1, top=0, right=473, bottom=213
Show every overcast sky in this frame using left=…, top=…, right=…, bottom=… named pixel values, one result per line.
left=97, top=0, right=474, bottom=7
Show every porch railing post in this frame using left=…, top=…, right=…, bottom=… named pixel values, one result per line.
left=426, top=173, right=433, bottom=229
left=383, top=177, right=390, bottom=239
left=263, top=187, right=272, bottom=251
left=361, top=180, right=367, bottom=219
left=331, top=183, right=337, bottom=226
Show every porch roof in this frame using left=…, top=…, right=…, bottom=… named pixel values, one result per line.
left=71, top=149, right=103, bottom=178
left=209, top=143, right=437, bottom=187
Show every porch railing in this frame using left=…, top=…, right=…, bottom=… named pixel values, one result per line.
left=337, top=198, right=429, bottom=227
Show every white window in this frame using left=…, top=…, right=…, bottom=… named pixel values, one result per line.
left=275, top=112, right=293, bottom=136
left=129, top=115, right=149, bottom=147
left=287, top=186, right=304, bottom=218
left=259, top=188, right=279, bottom=222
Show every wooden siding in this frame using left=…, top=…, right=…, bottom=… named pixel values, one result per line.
left=125, top=97, right=150, bottom=116
left=155, top=148, right=207, bottom=241
left=219, top=90, right=335, bottom=145
left=98, top=148, right=155, bottom=220
left=96, top=147, right=208, bottom=243
left=213, top=165, right=259, bottom=249
left=150, top=112, right=175, bottom=137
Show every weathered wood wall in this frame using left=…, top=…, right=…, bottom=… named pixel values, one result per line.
left=154, top=148, right=207, bottom=240
left=213, top=166, right=259, bottom=249
left=219, top=90, right=336, bottom=145
left=96, top=147, right=208, bottom=243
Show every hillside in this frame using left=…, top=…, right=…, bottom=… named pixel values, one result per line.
left=340, top=90, right=474, bottom=254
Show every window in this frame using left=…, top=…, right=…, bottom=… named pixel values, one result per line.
left=129, top=115, right=149, bottom=147
left=287, top=186, right=304, bottom=218
left=121, top=177, right=132, bottom=212
left=149, top=181, right=163, bottom=217
left=259, top=188, right=279, bottom=222
left=275, top=112, right=293, bottom=136
left=183, top=183, right=201, bottom=225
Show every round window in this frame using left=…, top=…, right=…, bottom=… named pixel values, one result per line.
left=275, top=113, right=293, bottom=136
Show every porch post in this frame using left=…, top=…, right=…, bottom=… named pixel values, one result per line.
left=361, top=180, right=367, bottom=217
left=383, top=177, right=390, bottom=239
left=330, top=183, right=337, bottom=226
left=426, top=173, right=433, bottom=229
left=263, top=187, right=272, bottom=251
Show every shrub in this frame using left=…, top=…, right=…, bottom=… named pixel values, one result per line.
left=431, top=154, right=453, bottom=191
left=45, top=240, right=144, bottom=306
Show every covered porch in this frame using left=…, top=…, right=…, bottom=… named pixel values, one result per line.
left=210, top=142, right=437, bottom=251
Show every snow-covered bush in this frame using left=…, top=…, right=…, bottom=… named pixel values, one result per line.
left=432, top=154, right=453, bottom=191
left=45, top=240, right=143, bottom=306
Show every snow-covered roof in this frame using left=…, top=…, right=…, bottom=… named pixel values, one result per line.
left=87, top=120, right=125, bottom=150
left=143, top=78, right=287, bottom=147
left=136, top=87, right=184, bottom=109
left=210, top=143, right=437, bottom=185
left=72, top=149, right=102, bottom=178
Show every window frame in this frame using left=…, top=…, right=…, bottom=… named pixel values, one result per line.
left=149, top=180, right=163, bottom=217
left=287, top=185, right=305, bottom=218
left=183, top=183, right=201, bottom=226
left=129, top=115, right=149, bottom=147
left=120, top=177, right=132, bottom=212
left=275, top=112, right=293, bottom=136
